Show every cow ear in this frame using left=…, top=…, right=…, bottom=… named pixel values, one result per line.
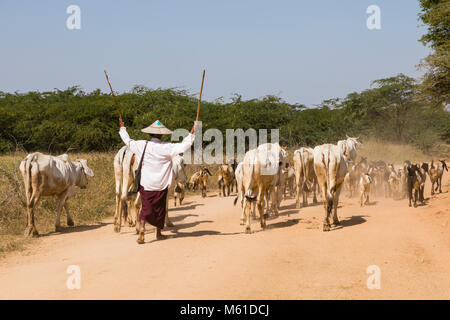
left=80, top=160, right=94, bottom=177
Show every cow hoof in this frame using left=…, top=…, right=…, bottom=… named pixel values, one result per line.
left=55, top=225, right=63, bottom=232
left=332, top=220, right=340, bottom=226
left=245, top=227, right=251, bottom=234
left=323, top=224, right=331, bottom=232
left=114, top=225, right=121, bottom=233
left=296, top=203, right=301, bottom=209
left=240, top=220, right=244, bottom=225
left=24, top=226, right=39, bottom=238
left=67, top=218, right=74, bottom=227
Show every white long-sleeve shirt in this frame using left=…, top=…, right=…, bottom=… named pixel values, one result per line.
left=119, top=127, right=194, bottom=191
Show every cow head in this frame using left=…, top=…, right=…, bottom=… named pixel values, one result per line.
left=407, top=164, right=419, bottom=177
left=74, top=159, right=94, bottom=189
left=420, top=162, right=429, bottom=173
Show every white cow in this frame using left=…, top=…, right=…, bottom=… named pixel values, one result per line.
left=359, top=173, right=373, bottom=206
left=337, top=136, right=362, bottom=162
left=241, top=143, right=286, bottom=233
left=313, top=144, right=348, bottom=231
left=293, top=147, right=318, bottom=209
left=113, top=146, right=187, bottom=233
left=19, top=152, right=94, bottom=237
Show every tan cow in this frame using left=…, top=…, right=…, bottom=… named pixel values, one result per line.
left=282, top=164, right=295, bottom=199
left=293, top=147, right=318, bottom=209
left=113, top=146, right=140, bottom=233
left=19, top=152, right=94, bottom=237
left=234, top=161, right=256, bottom=224
left=429, top=160, right=448, bottom=194
left=359, top=173, right=372, bottom=206
left=313, top=144, right=348, bottom=231
left=388, top=171, right=401, bottom=200
left=217, top=164, right=235, bottom=197
left=188, top=167, right=212, bottom=197
left=241, top=143, right=287, bottom=233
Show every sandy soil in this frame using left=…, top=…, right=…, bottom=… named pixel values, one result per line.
left=0, top=173, right=449, bottom=300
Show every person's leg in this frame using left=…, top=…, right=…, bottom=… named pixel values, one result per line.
left=156, top=227, right=167, bottom=240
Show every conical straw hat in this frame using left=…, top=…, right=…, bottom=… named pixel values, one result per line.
left=141, top=120, right=173, bottom=135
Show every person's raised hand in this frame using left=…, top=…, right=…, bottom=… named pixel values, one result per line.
left=190, top=121, right=199, bottom=134
left=119, top=118, right=125, bottom=128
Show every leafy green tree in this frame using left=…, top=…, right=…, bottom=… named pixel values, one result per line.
left=418, top=0, right=450, bottom=105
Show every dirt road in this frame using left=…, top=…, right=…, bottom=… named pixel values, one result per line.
left=0, top=174, right=449, bottom=299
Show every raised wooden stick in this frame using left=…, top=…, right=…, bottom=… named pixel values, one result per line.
left=196, top=69, right=206, bottom=122
left=104, top=70, right=123, bottom=121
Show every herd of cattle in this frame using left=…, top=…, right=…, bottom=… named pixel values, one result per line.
left=17, top=137, right=448, bottom=237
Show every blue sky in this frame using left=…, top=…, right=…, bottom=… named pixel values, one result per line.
left=0, top=0, right=429, bottom=107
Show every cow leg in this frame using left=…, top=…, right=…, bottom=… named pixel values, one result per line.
left=24, top=193, right=40, bottom=237
left=302, top=185, right=308, bottom=207
left=360, top=188, right=364, bottom=207
left=134, top=193, right=141, bottom=234
left=331, top=187, right=342, bottom=226
left=64, top=202, right=74, bottom=227
left=320, top=182, right=331, bottom=232
left=270, top=187, right=279, bottom=217
left=295, top=178, right=302, bottom=209
left=55, top=190, right=70, bottom=232
left=413, top=189, right=418, bottom=207
left=202, top=184, right=207, bottom=198
left=257, top=187, right=266, bottom=230
left=244, top=198, right=253, bottom=233
left=323, top=197, right=332, bottom=232
left=180, top=187, right=185, bottom=205
left=114, top=189, right=121, bottom=231
left=312, top=181, right=318, bottom=204
left=438, top=177, right=442, bottom=193
left=218, top=180, right=222, bottom=197
left=240, top=197, right=246, bottom=225
left=227, top=183, right=231, bottom=197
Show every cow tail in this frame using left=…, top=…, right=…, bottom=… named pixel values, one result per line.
left=244, top=159, right=257, bottom=201
left=300, top=150, right=310, bottom=192
left=323, top=150, right=333, bottom=208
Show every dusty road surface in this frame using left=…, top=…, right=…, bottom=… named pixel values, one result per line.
left=0, top=173, right=449, bottom=299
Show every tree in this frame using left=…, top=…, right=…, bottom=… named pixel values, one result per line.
left=418, top=0, right=450, bottom=105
